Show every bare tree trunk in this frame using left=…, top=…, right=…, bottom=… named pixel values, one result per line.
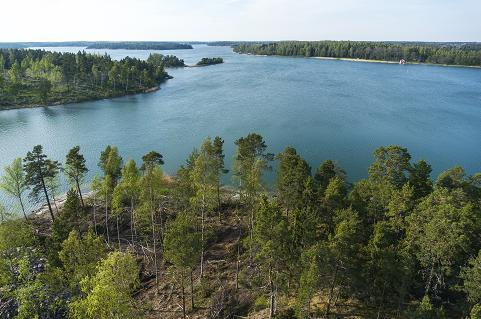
left=325, top=264, right=339, bottom=317
left=152, top=208, right=158, bottom=284
left=76, top=179, right=84, bottom=207
left=190, top=269, right=195, bottom=310
left=51, top=192, right=59, bottom=214
left=105, top=191, right=110, bottom=244
left=377, top=281, right=387, bottom=319
left=217, top=182, right=221, bottom=221
left=235, top=225, right=242, bottom=290
left=130, top=198, right=135, bottom=246
left=41, top=177, right=55, bottom=221
left=117, top=215, right=121, bottom=250
left=93, top=194, right=97, bottom=235
left=19, top=196, right=28, bottom=221
left=269, top=265, right=275, bottom=319
left=200, top=193, right=205, bottom=278
left=425, top=263, right=435, bottom=296
left=181, top=270, right=186, bottom=319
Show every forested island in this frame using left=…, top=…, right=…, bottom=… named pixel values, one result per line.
left=147, top=53, right=185, bottom=68
left=196, top=57, right=224, bottom=66
left=86, top=41, right=193, bottom=50
left=234, top=41, right=481, bottom=67
left=1, top=134, right=481, bottom=319
left=0, top=49, right=182, bottom=109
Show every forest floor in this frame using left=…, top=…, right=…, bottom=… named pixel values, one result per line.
left=29, top=192, right=398, bottom=319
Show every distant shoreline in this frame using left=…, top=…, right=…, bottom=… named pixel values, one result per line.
left=311, top=56, right=481, bottom=69
left=244, top=53, right=481, bottom=69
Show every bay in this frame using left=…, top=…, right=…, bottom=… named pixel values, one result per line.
left=1, top=45, right=480, bottom=212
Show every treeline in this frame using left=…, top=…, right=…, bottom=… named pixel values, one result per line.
left=86, top=42, right=193, bottom=50
left=196, top=57, right=224, bottom=66
left=234, top=41, right=481, bottom=66
left=0, top=49, right=171, bottom=108
left=1, top=135, right=481, bottom=318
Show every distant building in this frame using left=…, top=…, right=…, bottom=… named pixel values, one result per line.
left=399, top=59, right=407, bottom=64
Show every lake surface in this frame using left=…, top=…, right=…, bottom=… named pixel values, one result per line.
left=1, top=45, right=481, bottom=212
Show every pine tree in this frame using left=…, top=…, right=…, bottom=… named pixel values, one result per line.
left=164, top=212, right=202, bottom=318
left=23, top=145, right=61, bottom=221
left=65, top=146, right=88, bottom=207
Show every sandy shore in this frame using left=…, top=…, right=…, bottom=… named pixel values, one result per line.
left=311, top=56, right=481, bottom=69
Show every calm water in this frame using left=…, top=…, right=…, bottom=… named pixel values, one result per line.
left=1, top=45, right=481, bottom=212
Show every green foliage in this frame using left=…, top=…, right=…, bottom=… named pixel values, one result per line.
left=276, top=147, right=311, bottom=212
left=408, top=160, right=433, bottom=199
left=0, top=218, right=35, bottom=252
left=0, top=157, right=28, bottom=219
left=70, top=251, right=140, bottom=319
left=173, top=149, right=199, bottom=210
left=471, top=304, right=481, bottom=319
left=368, top=145, right=411, bottom=188
left=0, top=48, right=173, bottom=108
left=196, top=57, right=224, bottom=66
left=59, top=230, right=106, bottom=291
left=1, top=138, right=481, bottom=318
left=65, top=146, right=88, bottom=205
left=233, top=133, right=273, bottom=206
left=234, top=41, right=481, bottom=67
left=164, top=212, right=201, bottom=270
left=313, top=160, right=345, bottom=196
left=99, top=145, right=123, bottom=185
left=147, top=53, right=185, bottom=67
left=23, top=145, right=61, bottom=219
left=49, top=189, right=84, bottom=265
left=461, top=250, right=481, bottom=305
left=406, top=187, right=481, bottom=295
left=410, top=295, right=445, bottom=319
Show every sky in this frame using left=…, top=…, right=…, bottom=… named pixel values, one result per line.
left=1, top=0, right=480, bottom=42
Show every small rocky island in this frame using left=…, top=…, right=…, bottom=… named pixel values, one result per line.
left=195, top=57, right=224, bottom=66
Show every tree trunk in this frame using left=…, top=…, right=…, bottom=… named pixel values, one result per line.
left=235, top=226, right=242, bottom=290
left=150, top=181, right=158, bottom=285
left=377, top=281, right=387, bottom=319
left=105, top=190, right=110, bottom=244
left=93, top=194, right=97, bottom=235
left=76, top=179, right=84, bottom=207
left=217, top=183, right=221, bottom=221
left=325, top=264, right=339, bottom=317
left=117, top=215, right=121, bottom=250
left=249, top=207, right=254, bottom=267
left=425, top=262, right=435, bottom=295
left=181, top=270, right=186, bottom=319
left=51, top=192, right=59, bottom=214
left=40, top=177, right=55, bottom=221
left=18, top=196, right=28, bottom=221
left=190, top=269, right=195, bottom=310
left=200, top=193, right=205, bottom=278
left=130, top=198, right=135, bottom=246
left=269, top=266, right=275, bottom=319
left=152, top=208, right=158, bottom=285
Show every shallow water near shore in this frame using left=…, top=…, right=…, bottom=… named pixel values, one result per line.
left=1, top=45, right=481, bottom=213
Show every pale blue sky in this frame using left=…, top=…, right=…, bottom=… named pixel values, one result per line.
left=2, top=0, right=480, bottom=42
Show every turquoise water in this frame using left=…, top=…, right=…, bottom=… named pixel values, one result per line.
left=1, top=45, right=480, bottom=211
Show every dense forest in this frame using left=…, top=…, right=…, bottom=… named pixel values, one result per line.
left=196, top=57, right=224, bottom=66
left=85, top=42, right=193, bottom=50
left=233, top=41, right=481, bottom=66
left=0, top=49, right=175, bottom=108
left=1, top=134, right=480, bottom=319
